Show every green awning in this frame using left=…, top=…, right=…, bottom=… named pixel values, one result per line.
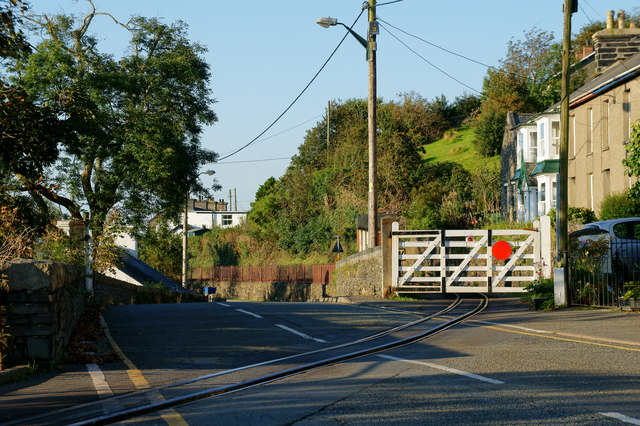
left=531, top=159, right=560, bottom=176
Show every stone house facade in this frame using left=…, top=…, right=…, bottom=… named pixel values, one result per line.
left=501, top=11, right=640, bottom=221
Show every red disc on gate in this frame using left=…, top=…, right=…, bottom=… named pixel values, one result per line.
left=492, top=240, right=512, bottom=260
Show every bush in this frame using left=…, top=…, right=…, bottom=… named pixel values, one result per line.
left=473, top=109, right=506, bottom=157
left=599, top=192, right=637, bottom=220
left=548, top=206, right=597, bottom=227
left=522, top=278, right=555, bottom=310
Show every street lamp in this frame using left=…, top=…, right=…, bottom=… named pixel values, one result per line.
left=317, top=0, right=378, bottom=249
left=182, top=169, right=216, bottom=288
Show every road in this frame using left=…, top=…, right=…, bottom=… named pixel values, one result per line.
left=95, top=298, right=640, bottom=425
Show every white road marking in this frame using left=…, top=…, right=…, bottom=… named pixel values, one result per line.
left=86, top=363, right=114, bottom=399
left=236, top=308, right=263, bottom=319
left=471, top=319, right=550, bottom=334
left=600, top=412, right=640, bottom=425
left=276, top=324, right=327, bottom=343
left=377, top=354, right=505, bottom=384
left=217, top=302, right=231, bottom=307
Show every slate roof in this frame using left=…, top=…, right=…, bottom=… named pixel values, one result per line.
left=118, top=252, right=188, bottom=293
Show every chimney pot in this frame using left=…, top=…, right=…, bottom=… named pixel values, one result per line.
left=607, top=10, right=614, bottom=29
left=618, top=10, right=626, bottom=29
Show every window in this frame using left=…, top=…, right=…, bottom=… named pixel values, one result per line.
left=603, top=169, right=610, bottom=197
left=517, top=131, right=524, bottom=163
left=570, top=115, right=576, bottom=157
left=222, top=214, right=233, bottom=226
left=551, top=121, right=560, bottom=156
left=613, top=221, right=640, bottom=240
left=623, top=89, right=631, bottom=142
left=588, top=173, right=594, bottom=210
left=538, top=122, right=546, bottom=158
left=602, top=100, right=609, bottom=149
left=529, top=132, right=537, bottom=162
left=538, top=182, right=547, bottom=216
left=587, top=108, right=593, bottom=154
left=552, top=181, right=557, bottom=206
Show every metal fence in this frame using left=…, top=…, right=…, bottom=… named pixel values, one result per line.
left=568, top=251, right=639, bottom=308
left=189, top=264, right=334, bottom=285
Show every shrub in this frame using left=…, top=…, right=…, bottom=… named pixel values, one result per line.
left=548, top=206, right=597, bottom=227
left=473, top=109, right=506, bottom=157
left=522, top=277, right=555, bottom=310
left=599, top=192, right=637, bottom=220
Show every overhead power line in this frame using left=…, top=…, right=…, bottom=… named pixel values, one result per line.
left=217, top=10, right=365, bottom=161
left=377, top=17, right=492, bottom=68
left=216, top=156, right=292, bottom=165
left=218, top=114, right=322, bottom=157
left=378, top=21, right=482, bottom=94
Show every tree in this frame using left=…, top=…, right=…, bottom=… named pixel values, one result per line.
left=623, top=120, right=640, bottom=212
left=0, top=0, right=66, bottom=230
left=12, top=3, right=217, bottom=244
left=474, top=28, right=559, bottom=157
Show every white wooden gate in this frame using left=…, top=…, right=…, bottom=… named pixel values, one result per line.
left=390, top=218, right=552, bottom=294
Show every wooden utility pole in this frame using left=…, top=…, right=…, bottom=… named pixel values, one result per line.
left=367, top=0, right=378, bottom=250
left=559, top=0, right=574, bottom=295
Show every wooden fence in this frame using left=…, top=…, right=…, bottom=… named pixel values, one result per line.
left=189, top=264, right=334, bottom=284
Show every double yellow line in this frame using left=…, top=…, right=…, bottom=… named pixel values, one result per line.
left=100, top=316, right=188, bottom=425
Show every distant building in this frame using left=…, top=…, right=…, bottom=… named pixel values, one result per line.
left=174, top=198, right=248, bottom=235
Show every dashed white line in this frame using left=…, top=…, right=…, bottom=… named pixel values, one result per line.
left=217, top=302, right=231, bottom=307
left=86, top=363, right=114, bottom=399
left=600, top=412, right=640, bottom=425
left=276, top=324, right=327, bottom=343
left=377, top=354, right=505, bottom=384
left=236, top=308, right=263, bottom=319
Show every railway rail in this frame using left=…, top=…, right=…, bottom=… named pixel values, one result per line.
left=7, top=294, right=488, bottom=425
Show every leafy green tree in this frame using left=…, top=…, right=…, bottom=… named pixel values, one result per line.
left=12, top=4, right=217, bottom=243
left=623, top=120, right=640, bottom=212
left=138, top=224, right=182, bottom=281
left=473, top=108, right=506, bottom=157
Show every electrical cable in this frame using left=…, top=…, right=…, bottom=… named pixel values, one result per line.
left=378, top=21, right=482, bottom=94
left=377, top=17, right=492, bottom=68
left=376, top=0, right=404, bottom=6
left=578, top=5, right=595, bottom=25
left=580, top=0, right=601, bottom=21
left=216, top=156, right=292, bottom=165
left=218, top=114, right=322, bottom=156
left=217, top=10, right=365, bottom=161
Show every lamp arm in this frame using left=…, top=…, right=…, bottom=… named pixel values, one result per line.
left=337, top=22, right=368, bottom=50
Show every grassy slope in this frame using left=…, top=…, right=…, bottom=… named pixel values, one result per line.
left=421, top=126, right=500, bottom=171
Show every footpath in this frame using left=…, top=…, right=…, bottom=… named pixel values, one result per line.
left=0, top=297, right=638, bottom=424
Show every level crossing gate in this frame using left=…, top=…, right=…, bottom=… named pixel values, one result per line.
left=390, top=218, right=552, bottom=294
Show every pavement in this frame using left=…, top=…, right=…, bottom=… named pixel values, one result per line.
left=0, top=297, right=638, bottom=424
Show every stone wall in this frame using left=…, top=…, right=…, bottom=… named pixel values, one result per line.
left=1, top=260, right=85, bottom=365
left=196, top=281, right=324, bottom=302
left=328, top=247, right=383, bottom=298
left=0, top=260, right=206, bottom=367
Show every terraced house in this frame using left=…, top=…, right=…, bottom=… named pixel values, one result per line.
left=502, top=11, right=640, bottom=221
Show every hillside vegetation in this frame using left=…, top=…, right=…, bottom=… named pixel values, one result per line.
left=423, top=127, right=500, bottom=172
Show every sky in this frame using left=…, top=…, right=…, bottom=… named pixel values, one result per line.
left=36, top=1, right=640, bottom=211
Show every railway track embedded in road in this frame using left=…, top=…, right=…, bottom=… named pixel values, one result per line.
left=6, top=294, right=488, bottom=425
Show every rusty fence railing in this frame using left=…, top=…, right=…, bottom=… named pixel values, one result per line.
left=189, top=264, right=335, bottom=285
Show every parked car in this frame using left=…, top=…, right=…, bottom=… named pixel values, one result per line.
left=570, top=217, right=640, bottom=280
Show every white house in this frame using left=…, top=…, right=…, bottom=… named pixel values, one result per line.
left=175, top=198, right=247, bottom=235
left=512, top=112, right=560, bottom=222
